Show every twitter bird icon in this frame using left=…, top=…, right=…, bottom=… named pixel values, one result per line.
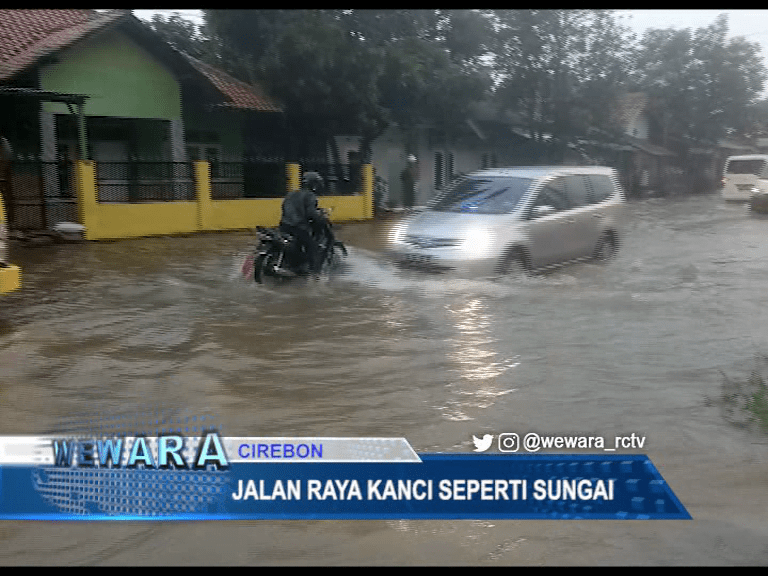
left=472, top=434, right=493, bottom=452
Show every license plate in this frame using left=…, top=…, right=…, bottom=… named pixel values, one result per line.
left=398, top=252, right=434, bottom=266
left=241, top=254, right=254, bottom=278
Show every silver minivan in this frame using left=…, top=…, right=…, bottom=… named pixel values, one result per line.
left=388, top=166, right=626, bottom=276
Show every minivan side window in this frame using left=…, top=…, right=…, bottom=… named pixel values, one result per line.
left=587, top=174, right=615, bottom=204
left=529, top=178, right=569, bottom=217
left=563, top=175, right=590, bottom=208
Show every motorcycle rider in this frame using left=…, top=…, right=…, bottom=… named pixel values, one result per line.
left=279, top=171, right=326, bottom=275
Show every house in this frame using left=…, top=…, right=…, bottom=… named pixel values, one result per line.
left=0, top=9, right=284, bottom=230
left=365, top=100, right=547, bottom=208
left=611, top=92, right=679, bottom=196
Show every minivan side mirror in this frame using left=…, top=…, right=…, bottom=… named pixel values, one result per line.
left=532, top=205, right=556, bottom=218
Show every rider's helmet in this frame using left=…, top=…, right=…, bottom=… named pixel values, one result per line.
left=302, top=171, right=323, bottom=194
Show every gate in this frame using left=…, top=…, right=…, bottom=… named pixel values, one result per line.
left=2, top=158, right=79, bottom=230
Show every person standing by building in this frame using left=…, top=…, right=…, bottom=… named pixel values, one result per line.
left=400, top=154, right=417, bottom=208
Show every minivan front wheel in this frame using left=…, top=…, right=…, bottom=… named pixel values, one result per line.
left=593, top=233, right=617, bottom=261
left=497, top=247, right=530, bottom=276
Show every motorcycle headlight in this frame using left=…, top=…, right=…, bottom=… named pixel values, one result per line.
left=461, top=227, right=495, bottom=257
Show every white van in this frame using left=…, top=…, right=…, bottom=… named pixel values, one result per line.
left=721, top=155, right=768, bottom=201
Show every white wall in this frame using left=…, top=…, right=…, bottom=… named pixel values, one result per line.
left=368, top=125, right=501, bottom=207
left=627, top=112, right=650, bottom=141
left=369, top=125, right=410, bottom=207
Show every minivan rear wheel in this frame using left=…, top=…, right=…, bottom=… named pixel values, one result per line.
left=497, top=247, right=530, bottom=276
left=593, top=233, right=617, bottom=261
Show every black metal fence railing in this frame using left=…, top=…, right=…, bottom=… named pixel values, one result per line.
left=95, top=161, right=195, bottom=202
left=298, top=160, right=361, bottom=196
left=3, top=158, right=78, bottom=230
left=209, top=157, right=286, bottom=200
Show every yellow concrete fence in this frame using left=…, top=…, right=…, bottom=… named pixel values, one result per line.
left=75, top=160, right=373, bottom=241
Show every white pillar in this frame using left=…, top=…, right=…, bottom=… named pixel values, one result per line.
left=169, top=118, right=189, bottom=199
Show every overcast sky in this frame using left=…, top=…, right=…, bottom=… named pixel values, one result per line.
left=132, top=9, right=768, bottom=72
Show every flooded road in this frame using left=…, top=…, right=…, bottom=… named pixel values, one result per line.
left=2, top=193, right=768, bottom=564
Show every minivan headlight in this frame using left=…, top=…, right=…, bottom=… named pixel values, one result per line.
left=388, top=220, right=408, bottom=245
left=461, top=227, right=495, bottom=257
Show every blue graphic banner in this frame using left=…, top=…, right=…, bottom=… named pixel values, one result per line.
left=0, top=453, right=690, bottom=520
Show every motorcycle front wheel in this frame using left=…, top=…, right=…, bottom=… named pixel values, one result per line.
left=253, top=252, right=275, bottom=284
left=323, top=241, right=347, bottom=271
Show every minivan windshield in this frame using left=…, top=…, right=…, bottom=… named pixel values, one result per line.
left=429, top=176, right=532, bottom=214
left=726, top=159, right=767, bottom=176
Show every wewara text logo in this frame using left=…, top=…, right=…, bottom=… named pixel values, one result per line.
left=51, top=433, right=228, bottom=469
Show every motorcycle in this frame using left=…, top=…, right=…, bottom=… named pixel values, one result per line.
left=244, top=209, right=347, bottom=283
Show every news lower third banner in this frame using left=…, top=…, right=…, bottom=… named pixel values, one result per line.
left=0, top=433, right=691, bottom=520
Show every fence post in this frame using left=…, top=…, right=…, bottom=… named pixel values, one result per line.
left=74, top=160, right=98, bottom=240
left=362, top=163, right=374, bottom=219
left=286, top=163, right=300, bottom=193
left=194, top=160, right=212, bottom=231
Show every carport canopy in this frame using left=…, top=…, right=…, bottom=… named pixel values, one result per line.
left=0, top=87, right=90, bottom=159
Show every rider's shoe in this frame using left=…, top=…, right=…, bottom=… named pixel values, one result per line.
left=273, top=266, right=297, bottom=277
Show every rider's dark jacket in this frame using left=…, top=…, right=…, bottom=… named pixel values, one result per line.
left=280, top=188, right=322, bottom=232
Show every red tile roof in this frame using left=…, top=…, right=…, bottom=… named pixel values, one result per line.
left=0, top=9, right=129, bottom=82
left=181, top=53, right=282, bottom=112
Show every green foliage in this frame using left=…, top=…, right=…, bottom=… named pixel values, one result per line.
left=716, top=356, right=768, bottom=433
left=201, top=10, right=387, bottom=150
left=147, top=12, right=226, bottom=76
left=147, top=9, right=768, bottom=160
left=633, top=14, right=766, bottom=147
left=259, top=13, right=383, bottom=133
left=745, top=98, right=768, bottom=136
left=494, top=10, right=634, bottom=159
left=149, top=13, right=201, bottom=54
left=200, top=9, right=493, bottom=152
left=378, top=36, right=488, bottom=134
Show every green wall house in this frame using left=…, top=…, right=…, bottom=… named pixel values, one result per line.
left=40, top=29, right=183, bottom=120
left=0, top=9, right=283, bottom=224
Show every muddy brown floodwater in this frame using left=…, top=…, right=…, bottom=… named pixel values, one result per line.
left=1, top=193, right=768, bottom=565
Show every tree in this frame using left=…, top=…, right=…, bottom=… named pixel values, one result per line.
left=333, top=10, right=492, bottom=154
left=148, top=13, right=205, bottom=59
left=745, top=98, right=768, bottom=137
left=632, top=14, right=766, bottom=150
left=201, top=9, right=493, bottom=161
left=260, top=11, right=387, bottom=157
left=494, top=10, right=634, bottom=162
left=202, top=10, right=387, bottom=159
